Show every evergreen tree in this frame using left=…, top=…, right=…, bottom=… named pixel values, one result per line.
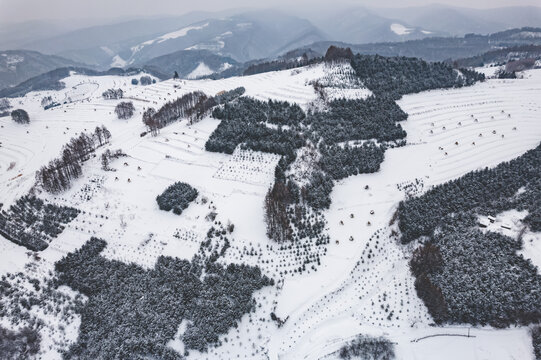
left=11, top=109, right=29, bottom=124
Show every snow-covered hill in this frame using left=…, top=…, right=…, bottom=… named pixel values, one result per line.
left=125, top=12, right=325, bottom=65
left=0, top=50, right=86, bottom=89
left=0, top=63, right=540, bottom=360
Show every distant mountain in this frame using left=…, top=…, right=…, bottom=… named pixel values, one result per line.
left=16, top=10, right=324, bottom=70
left=309, top=7, right=444, bottom=44
left=124, top=10, right=325, bottom=65
left=19, top=11, right=231, bottom=69
left=372, top=5, right=541, bottom=36
left=0, top=50, right=87, bottom=90
left=290, top=27, right=541, bottom=63
left=142, top=50, right=239, bottom=79
left=452, top=45, right=541, bottom=68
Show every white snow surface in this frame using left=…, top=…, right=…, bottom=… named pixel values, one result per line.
left=390, top=23, right=413, bottom=35
left=156, top=23, right=210, bottom=43
left=110, top=54, right=127, bottom=68
left=0, top=64, right=540, bottom=360
left=130, top=22, right=209, bottom=54
left=186, top=62, right=214, bottom=79
left=219, top=62, right=233, bottom=72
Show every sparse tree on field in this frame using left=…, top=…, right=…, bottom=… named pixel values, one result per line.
left=115, top=102, right=135, bottom=119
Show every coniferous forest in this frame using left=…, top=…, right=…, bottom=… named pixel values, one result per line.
left=0, top=195, right=79, bottom=251
left=54, top=236, right=273, bottom=359
left=398, top=144, right=541, bottom=243
left=156, top=182, right=199, bottom=215
left=350, top=54, right=485, bottom=100
left=203, top=52, right=485, bottom=245
left=402, top=144, right=541, bottom=327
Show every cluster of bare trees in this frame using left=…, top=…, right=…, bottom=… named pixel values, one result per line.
left=142, top=88, right=246, bottom=136
left=115, top=101, right=135, bottom=119
left=102, top=88, right=124, bottom=100
left=101, top=149, right=126, bottom=171
left=0, top=98, right=11, bottom=112
left=36, top=126, right=111, bottom=193
left=264, top=181, right=294, bottom=242
left=142, top=107, right=159, bottom=136
left=142, top=91, right=211, bottom=135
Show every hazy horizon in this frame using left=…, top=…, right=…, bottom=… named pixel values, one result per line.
left=1, top=0, right=540, bottom=26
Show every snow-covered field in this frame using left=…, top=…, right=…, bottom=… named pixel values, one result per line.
left=267, top=69, right=541, bottom=360
left=0, top=64, right=540, bottom=360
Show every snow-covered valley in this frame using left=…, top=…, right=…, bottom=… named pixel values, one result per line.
left=0, top=61, right=540, bottom=360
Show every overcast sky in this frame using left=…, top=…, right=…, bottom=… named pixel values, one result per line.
left=0, top=0, right=539, bottom=24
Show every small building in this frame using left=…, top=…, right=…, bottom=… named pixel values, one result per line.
left=501, top=223, right=512, bottom=230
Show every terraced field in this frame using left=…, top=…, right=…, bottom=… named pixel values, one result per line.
left=0, top=65, right=539, bottom=360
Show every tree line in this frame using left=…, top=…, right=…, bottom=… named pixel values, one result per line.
left=143, top=87, right=246, bottom=136
left=36, top=126, right=111, bottom=193
left=243, top=54, right=319, bottom=76
left=351, top=54, right=485, bottom=100
left=398, top=143, right=541, bottom=243
left=142, top=91, right=208, bottom=133
left=102, top=88, right=123, bottom=99
left=101, top=149, right=127, bottom=171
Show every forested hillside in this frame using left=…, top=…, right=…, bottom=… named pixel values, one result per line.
left=401, top=144, right=541, bottom=327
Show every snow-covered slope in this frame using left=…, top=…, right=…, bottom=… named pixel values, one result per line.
left=0, top=64, right=540, bottom=360
left=124, top=12, right=325, bottom=65
left=0, top=50, right=86, bottom=89
left=390, top=23, right=414, bottom=35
